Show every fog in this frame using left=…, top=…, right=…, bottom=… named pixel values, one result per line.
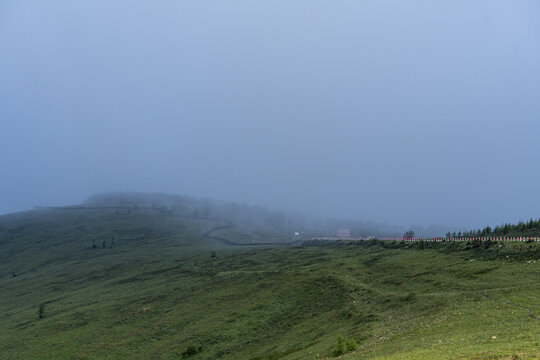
left=1, top=1, right=540, bottom=231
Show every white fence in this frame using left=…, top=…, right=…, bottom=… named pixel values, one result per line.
left=310, top=237, right=540, bottom=242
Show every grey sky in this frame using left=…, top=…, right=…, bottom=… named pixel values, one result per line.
left=1, top=1, right=540, bottom=228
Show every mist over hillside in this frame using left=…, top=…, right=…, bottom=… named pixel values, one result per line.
left=82, top=192, right=456, bottom=238
left=2, top=2, right=540, bottom=359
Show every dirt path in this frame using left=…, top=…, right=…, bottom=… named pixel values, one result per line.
left=202, top=223, right=237, bottom=246
left=202, top=223, right=290, bottom=246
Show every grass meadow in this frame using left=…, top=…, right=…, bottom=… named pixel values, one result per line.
left=0, top=209, right=539, bottom=359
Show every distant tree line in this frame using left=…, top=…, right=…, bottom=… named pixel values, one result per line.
left=446, top=218, right=540, bottom=238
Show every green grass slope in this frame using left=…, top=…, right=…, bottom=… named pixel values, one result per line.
left=0, top=209, right=539, bottom=359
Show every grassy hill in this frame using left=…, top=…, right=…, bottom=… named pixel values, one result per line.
left=0, top=208, right=539, bottom=359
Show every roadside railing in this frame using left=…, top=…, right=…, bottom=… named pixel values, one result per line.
left=310, top=237, right=540, bottom=242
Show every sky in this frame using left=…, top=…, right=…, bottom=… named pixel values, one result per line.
left=1, top=1, right=540, bottom=228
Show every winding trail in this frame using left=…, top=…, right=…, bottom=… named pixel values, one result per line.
left=202, top=223, right=237, bottom=246
left=202, top=222, right=291, bottom=246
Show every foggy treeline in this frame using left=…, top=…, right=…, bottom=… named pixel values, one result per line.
left=83, top=192, right=456, bottom=238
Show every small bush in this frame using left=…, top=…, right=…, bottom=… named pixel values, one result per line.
left=333, top=336, right=357, bottom=357
left=182, top=345, right=202, bottom=358
left=345, top=338, right=358, bottom=351
left=38, top=303, right=45, bottom=320
left=333, top=336, right=346, bottom=356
